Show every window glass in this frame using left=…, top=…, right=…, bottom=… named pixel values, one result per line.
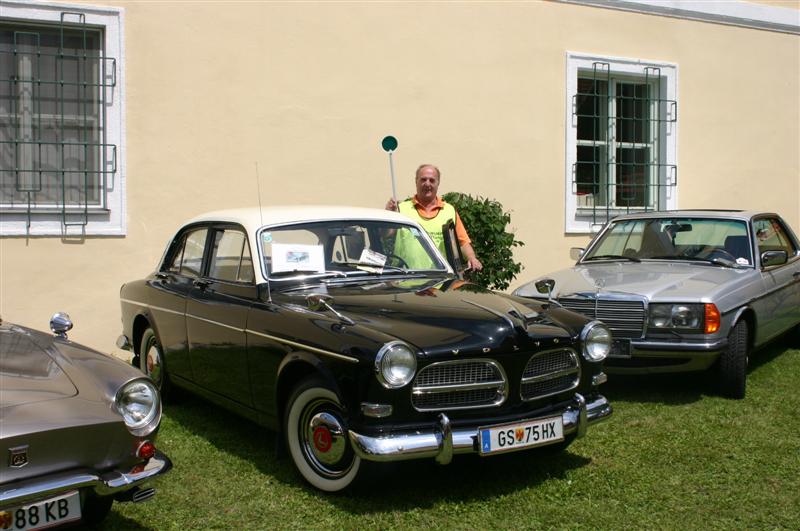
left=165, top=238, right=185, bottom=273
left=0, top=22, right=107, bottom=209
left=755, top=218, right=796, bottom=255
left=180, top=229, right=208, bottom=278
left=209, top=229, right=254, bottom=283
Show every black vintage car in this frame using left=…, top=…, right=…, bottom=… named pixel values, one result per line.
left=118, top=206, right=612, bottom=492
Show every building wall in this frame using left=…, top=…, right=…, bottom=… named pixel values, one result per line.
left=1, top=0, right=798, bottom=352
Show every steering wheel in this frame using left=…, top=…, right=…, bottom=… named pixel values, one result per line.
left=385, top=253, right=409, bottom=269
left=702, top=248, right=737, bottom=262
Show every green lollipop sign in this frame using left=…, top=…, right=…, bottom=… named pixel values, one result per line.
left=381, top=136, right=399, bottom=206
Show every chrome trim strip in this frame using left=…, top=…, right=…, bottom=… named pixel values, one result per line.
left=631, top=338, right=727, bottom=352
left=462, top=299, right=515, bottom=329
left=412, top=380, right=506, bottom=394
left=521, top=367, right=579, bottom=385
left=348, top=394, right=612, bottom=463
left=120, top=299, right=185, bottom=317
left=0, top=451, right=172, bottom=507
left=246, top=329, right=359, bottom=364
left=120, top=298, right=358, bottom=363
left=186, top=314, right=245, bottom=333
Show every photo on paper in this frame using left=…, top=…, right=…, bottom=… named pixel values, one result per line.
left=272, top=243, right=325, bottom=273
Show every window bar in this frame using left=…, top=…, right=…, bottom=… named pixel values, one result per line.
left=592, top=62, right=611, bottom=227
left=644, top=67, right=660, bottom=212
left=59, top=12, right=89, bottom=228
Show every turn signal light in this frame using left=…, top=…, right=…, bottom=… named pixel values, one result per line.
left=136, top=441, right=156, bottom=460
left=704, top=304, right=720, bottom=334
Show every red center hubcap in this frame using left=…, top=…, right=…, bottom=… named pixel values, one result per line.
left=313, top=426, right=332, bottom=453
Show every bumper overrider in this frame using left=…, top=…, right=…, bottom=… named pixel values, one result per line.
left=0, top=450, right=172, bottom=508
left=348, top=393, right=611, bottom=465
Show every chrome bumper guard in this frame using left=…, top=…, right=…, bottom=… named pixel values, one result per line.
left=0, top=451, right=172, bottom=508
left=348, top=393, right=611, bottom=465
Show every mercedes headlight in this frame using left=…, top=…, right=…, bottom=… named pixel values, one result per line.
left=649, top=303, right=703, bottom=330
left=581, top=321, right=612, bottom=362
left=115, top=379, right=161, bottom=436
left=375, top=341, right=417, bottom=389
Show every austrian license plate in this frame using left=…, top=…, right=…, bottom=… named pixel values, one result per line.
left=479, top=416, right=563, bottom=455
left=0, top=491, right=81, bottom=531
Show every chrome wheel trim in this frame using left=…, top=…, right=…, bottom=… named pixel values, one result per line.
left=145, top=342, right=163, bottom=388
left=299, top=398, right=354, bottom=478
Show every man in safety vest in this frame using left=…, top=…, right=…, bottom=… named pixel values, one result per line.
left=386, top=164, right=483, bottom=271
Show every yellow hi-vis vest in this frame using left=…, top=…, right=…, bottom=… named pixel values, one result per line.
left=397, top=200, right=456, bottom=267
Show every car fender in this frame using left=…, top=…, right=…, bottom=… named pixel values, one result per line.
left=274, top=350, right=348, bottom=428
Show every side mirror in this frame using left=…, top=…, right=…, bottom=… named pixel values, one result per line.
left=570, top=248, right=585, bottom=261
left=306, top=293, right=333, bottom=312
left=761, top=250, right=788, bottom=267
left=50, top=312, right=73, bottom=339
left=534, top=279, right=556, bottom=298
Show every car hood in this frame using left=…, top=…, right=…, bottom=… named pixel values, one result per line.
left=0, top=325, right=78, bottom=409
left=275, top=277, right=580, bottom=355
left=515, top=261, right=750, bottom=301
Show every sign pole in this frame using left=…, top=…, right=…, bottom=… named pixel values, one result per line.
left=381, top=136, right=399, bottom=208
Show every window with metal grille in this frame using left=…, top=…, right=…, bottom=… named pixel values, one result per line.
left=0, top=4, right=123, bottom=236
left=566, top=54, right=678, bottom=233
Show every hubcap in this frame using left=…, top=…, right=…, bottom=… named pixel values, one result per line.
left=145, top=343, right=163, bottom=386
left=299, top=398, right=353, bottom=478
left=307, top=412, right=346, bottom=465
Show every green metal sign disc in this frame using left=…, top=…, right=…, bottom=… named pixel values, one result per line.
left=381, top=136, right=398, bottom=152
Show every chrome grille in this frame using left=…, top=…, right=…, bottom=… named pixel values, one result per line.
left=412, top=359, right=506, bottom=411
left=558, top=298, right=645, bottom=339
left=520, top=349, right=580, bottom=401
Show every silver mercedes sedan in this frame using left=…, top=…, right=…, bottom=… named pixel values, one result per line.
left=514, top=210, right=800, bottom=399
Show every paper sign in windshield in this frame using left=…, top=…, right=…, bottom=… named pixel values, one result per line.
left=272, top=243, right=325, bottom=273
left=358, top=249, right=387, bottom=267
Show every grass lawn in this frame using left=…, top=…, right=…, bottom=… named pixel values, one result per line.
left=106, top=340, right=799, bottom=530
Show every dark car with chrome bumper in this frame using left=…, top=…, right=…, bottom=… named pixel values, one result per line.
left=118, top=206, right=611, bottom=492
left=1, top=314, right=171, bottom=529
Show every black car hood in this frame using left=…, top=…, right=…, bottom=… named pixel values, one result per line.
left=0, top=325, right=78, bottom=409
left=274, top=277, right=578, bottom=356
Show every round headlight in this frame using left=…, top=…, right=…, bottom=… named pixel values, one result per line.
left=581, top=322, right=612, bottom=362
left=116, top=379, right=161, bottom=436
left=375, top=341, right=417, bottom=389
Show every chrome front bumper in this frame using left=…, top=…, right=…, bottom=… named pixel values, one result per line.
left=348, top=393, right=611, bottom=465
left=0, top=451, right=172, bottom=508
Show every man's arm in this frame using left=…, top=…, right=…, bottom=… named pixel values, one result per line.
left=454, top=212, right=483, bottom=271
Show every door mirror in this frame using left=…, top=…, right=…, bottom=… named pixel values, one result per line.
left=570, top=248, right=585, bottom=261
left=534, top=279, right=555, bottom=297
left=50, top=312, right=73, bottom=339
left=761, top=250, right=788, bottom=267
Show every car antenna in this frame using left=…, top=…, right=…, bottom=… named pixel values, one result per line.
left=255, top=162, right=271, bottom=302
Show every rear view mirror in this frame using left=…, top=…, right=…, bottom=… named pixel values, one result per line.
left=761, top=250, right=788, bottom=267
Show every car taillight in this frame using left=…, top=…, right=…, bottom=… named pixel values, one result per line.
left=137, top=440, right=156, bottom=460
left=704, top=303, right=720, bottom=334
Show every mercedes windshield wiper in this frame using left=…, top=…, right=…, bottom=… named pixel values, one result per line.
left=679, top=256, right=741, bottom=268
left=269, top=270, right=347, bottom=278
left=584, top=254, right=641, bottom=263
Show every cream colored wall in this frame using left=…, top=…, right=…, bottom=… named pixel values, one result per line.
left=1, top=0, right=798, bottom=352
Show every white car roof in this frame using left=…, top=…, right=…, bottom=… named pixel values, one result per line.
left=186, top=205, right=415, bottom=234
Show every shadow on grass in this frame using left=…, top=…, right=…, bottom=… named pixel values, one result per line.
left=85, top=513, right=153, bottom=531
left=164, top=393, right=591, bottom=510
left=601, top=340, right=794, bottom=405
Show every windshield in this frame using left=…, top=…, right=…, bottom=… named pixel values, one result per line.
left=259, top=219, right=449, bottom=279
left=584, top=217, right=752, bottom=267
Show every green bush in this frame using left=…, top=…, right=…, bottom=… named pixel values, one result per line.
left=443, top=192, right=524, bottom=291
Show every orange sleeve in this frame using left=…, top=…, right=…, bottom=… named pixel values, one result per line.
left=454, top=211, right=471, bottom=246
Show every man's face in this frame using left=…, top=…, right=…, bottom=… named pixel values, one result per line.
left=416, top=167, right=440, bottom=202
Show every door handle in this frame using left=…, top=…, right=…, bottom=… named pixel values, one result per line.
left=193, top=279, right=211, bottom=289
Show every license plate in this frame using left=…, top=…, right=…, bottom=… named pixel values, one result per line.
left=609, top=339, right=631, bottom=358
left=0, top=491, right=81, bottom=531
left=479, top=416, right=563, bottom=455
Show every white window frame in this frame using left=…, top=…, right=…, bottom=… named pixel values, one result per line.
left=0, top=0, right=125, bottom=236
left=565, top=52, right=678, bottom=234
